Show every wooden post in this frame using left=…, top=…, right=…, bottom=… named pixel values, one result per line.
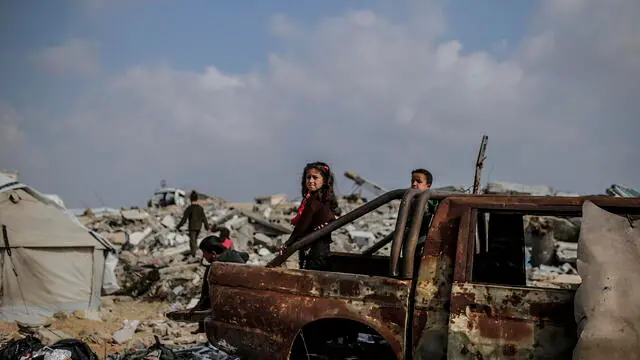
left=473, top=134, right=488, bottom=195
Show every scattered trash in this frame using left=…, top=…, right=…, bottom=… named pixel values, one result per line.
left=0, top=335, right=43, bottom=360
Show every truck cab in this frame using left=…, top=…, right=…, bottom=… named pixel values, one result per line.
left=196, top=189, right=640, bottom=359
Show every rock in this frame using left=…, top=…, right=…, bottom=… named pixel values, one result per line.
left=257, top=248, right=272, bottom=256
left=109, top=231, right=129, bottom=245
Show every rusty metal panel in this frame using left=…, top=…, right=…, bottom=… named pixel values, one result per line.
left=448, top=195, right=640, bottom=212
left=447, top=282, right=576, bottom=359
left=209, top=263, right=411, bottom=359
left=412, top=200, right=464, bottom=359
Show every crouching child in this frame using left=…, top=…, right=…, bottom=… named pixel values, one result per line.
left=189, top=235, right=248, bottom=334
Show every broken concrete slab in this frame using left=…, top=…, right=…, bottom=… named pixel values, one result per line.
left=161, top=215, right=176, bottom=228
left=129, top=227, right=152, bottom=246
left=121, top=209, right=149, bottom=221
left=112, top=319, right=141, bottom=344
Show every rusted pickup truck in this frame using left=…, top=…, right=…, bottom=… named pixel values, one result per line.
left=187, top=189, right=640, bottom=359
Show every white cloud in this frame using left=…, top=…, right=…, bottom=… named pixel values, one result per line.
left=0, top=103, right=26, bottom=155
left=7, top=0, right=640, bottom=207
left=29, top=38, right=99, bottom=76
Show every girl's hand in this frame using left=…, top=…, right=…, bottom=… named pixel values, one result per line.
left=314, top=222, right=329, bottom=231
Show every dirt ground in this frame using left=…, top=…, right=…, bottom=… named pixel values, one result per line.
left=0, top=296, right=204, bottom=359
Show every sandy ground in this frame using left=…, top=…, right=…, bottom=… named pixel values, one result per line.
left=0, top=297, right=204, bottom=359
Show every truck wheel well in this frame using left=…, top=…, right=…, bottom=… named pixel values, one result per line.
left=289, top=318, right=397, bottom=360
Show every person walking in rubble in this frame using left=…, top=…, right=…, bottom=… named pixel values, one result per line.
left=279, top=162, right=338, bottom=271
left=176, top=190, right=210, bottom=257
left=188, top=235, right=248, bottom=334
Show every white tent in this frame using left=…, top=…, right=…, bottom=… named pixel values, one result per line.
left=0, top=174, right=115, bottom=323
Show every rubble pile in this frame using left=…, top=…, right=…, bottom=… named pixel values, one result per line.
left=524, top=215, right=582, bottom=288
left=77, top=195, right=401, bottom=303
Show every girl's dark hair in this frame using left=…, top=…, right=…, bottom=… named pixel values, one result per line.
left=190, top=191, right=198, bottom=202
left=199, top=235, right=225, bottom=254
left=219, top=227, right=230, bottom=239
left=300, top=161, right=338, bottom=210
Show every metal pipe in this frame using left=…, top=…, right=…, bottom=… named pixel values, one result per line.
left=352, top=191, right=458, bottom=257
left=362, top=231, right=394, bottom=256
left=389, top=189, right=421, bottom=276
left=267, top=189, right=408, bottom=267
left=401, top=190, right=431, bottom=278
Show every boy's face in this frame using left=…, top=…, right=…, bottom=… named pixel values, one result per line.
left=411, top=172, right=431, bottom=191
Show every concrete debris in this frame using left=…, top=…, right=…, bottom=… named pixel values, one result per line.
left=122, top=209, right=150, bottom=221
left=161, top=215, right=176, bottom=228
left=112, top=319, right=141, bottom=344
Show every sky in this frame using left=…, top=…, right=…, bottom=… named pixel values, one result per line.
left=1, top=0, right=639, bottom=209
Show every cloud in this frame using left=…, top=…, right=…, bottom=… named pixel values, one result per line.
left=29, top=38, right=100, bottom=76
left=0, top=102, right=27, bottom=163
left=7, top=0, right=640, bottom=208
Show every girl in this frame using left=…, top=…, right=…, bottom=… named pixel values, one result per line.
left=280, top=162, right=338, bottom=270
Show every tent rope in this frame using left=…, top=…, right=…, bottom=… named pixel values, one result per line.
left=2, top=224, right=29, bottom=314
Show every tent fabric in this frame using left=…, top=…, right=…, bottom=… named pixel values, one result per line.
left=0, top=248, right=97, bottom=321
left=0, top=189, right=106, bottom=249
left=0, top=174, right=115, bottom=322
left=573, top=201, right=640, bottom=359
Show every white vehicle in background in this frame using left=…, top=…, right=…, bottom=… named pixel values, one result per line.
left=149, top=188, right=187, bottom=208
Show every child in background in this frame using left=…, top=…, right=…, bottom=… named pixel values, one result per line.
left=219, top=227, right=234, bottom=250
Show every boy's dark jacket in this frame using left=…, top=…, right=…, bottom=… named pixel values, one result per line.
left=193, top=249, right=247, bottom=311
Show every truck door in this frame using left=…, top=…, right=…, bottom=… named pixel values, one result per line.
left=447, top=209, right=576, bottom=359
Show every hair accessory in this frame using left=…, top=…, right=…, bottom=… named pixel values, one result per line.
left=323, top=165, right=329, bottom=171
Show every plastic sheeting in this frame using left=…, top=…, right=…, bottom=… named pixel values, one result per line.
left=102, top=251, right=121, bottom=295
left=573, top=201, right=640, bottom=359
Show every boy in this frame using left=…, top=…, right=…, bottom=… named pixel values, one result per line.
left=409, top=168, right=438, bottom=247
left=176, top=191, right=210, bottom=257
left=188, top=236, right=248, bottom=333
left=410, top=168, right=433, bottom=191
